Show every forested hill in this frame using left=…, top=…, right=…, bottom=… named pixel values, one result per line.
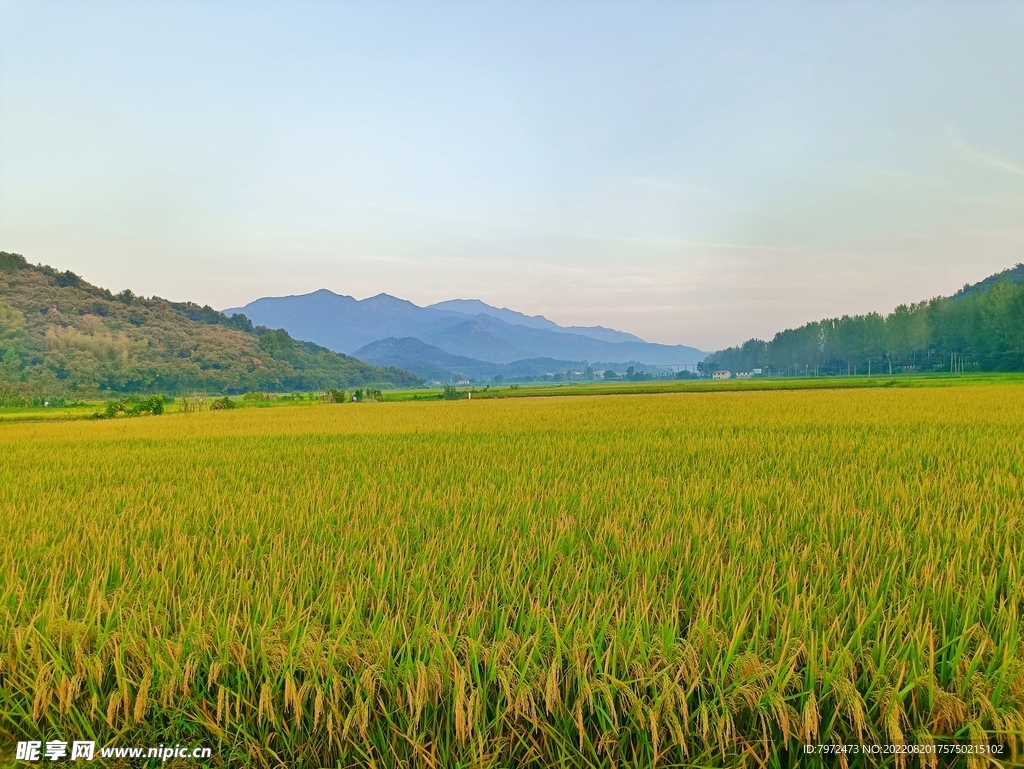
left=953, top=263, right=1024, bottom=298
left=0, top=252, right=421, bottom=397
left=702, top=264, right=1024, bottom=376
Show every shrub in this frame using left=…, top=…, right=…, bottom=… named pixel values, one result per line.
left=96, top=394, right=165, bottom=419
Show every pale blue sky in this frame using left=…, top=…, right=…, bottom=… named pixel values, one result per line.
left=2, top=2, right=1022, bottom=348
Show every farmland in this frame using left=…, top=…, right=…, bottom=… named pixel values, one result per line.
left=1, top=386, right=1022, bottom=767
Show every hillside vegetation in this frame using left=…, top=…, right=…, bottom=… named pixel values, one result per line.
left=703, top=264, right=1024, bottom=375
left=0, top=252, right=420, bottom=397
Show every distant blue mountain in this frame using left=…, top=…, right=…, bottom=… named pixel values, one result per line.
left=224, top=290, right=705, bottom=366
left=353, top=337, right=590, bottom=382
left=428, top=299, right=644, bottom=344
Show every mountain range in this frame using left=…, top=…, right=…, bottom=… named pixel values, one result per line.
left=351, top=337, right=599, bottom=382
left=224, top=290, right=705, bottom=381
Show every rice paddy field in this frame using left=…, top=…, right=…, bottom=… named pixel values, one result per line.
left=1, top=385, right=1022, bottom=767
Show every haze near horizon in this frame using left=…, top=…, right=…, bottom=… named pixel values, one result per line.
left=1, top=2, right=1022, bottom=349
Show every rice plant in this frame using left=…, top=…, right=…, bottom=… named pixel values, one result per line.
left=0, top=386, right=1021, bottom=767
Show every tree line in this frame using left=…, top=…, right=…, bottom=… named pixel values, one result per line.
left=700, top=267, right=1024, bottom=376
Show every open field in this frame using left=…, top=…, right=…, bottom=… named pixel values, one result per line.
left=4, top=372, right=1023, bottom=425
left=394, top=373, right=1024, bottom=402
left=1, top=386, right=1022, bottom=767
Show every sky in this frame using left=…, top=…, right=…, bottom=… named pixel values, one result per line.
left=1, top=2, right=1022, bottom=350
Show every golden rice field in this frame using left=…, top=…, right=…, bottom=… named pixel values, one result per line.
left=1, top=386, right=1022, bottom=767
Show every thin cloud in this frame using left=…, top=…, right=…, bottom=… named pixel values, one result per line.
left=954, top=141, right=1024, bottom=177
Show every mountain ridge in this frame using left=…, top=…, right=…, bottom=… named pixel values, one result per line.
left=224, top=290, right=705, bottom=366
left=426, top=299, right=644, bottom=343
left=353, top=337, right=595, bottom=382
